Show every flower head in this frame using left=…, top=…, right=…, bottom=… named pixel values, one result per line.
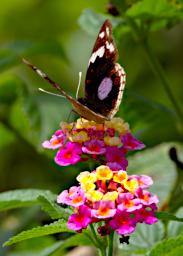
left=57, top=165, right=158, bottom=236
left=42, top=117, right=145, bottom=168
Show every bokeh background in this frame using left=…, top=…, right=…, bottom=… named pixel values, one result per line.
left=0, top=0, right=183, bottom=255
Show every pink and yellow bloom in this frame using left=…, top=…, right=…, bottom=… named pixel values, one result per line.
left=57, top=165, right=158, bottom=235
left=42, top=117, right=144, bottom=168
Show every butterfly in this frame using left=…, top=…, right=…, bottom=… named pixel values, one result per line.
left=23, top=19, right=126, bottom=123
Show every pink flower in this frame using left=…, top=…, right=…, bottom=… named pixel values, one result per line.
left=134, top=206, right=158, bottom=225
left=131, top=175, right=153, bottom=189
left=57, top=186, right=85, bottom=207
left=82, top=140, right=106, bottom=155
left=121, top=133, right=145, bottom=151
left=55, top=142, right=82, bottom=166
left=106, top=162, right=125, bottom=172
left=106, top=147, right=128, bottom=170
left=42, top=130, right=65, bottom=149
left=109, top=210, right=136, bottom=235
left=67, top=205, right=92, bottom=231
left=91, top=200, right=116, bottom=219
left=117, top=193, right=142, bottom=212
left=136, top=188, right=159, bottom=206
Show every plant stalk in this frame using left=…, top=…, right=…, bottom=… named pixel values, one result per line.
left=90, top=224, right=106, bottom=256
left=126, top=17, right=183, bottom=121
left=108, top=230, right=114, bottom=256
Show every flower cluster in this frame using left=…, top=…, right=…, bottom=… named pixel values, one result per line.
left=57, top=165, right=158, bottom=236
left=42, top=118, right=145, bottom=169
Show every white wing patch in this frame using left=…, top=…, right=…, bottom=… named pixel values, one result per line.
left=98, top=77, right=112, bottom=100
left=106, top=41, right=115, bottom=53
left=106, top=27, right=110, bottom=36
left=89, top=46, right=105, bottom=64
left=99, top=31, right=105, bottom=38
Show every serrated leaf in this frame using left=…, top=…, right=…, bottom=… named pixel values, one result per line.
left=127, top=143, right=182, bottom=205
left=149, top=234, right=183, bottom=256
left=78, top=9, right=123, bottom=36
left=118, top=221, right=164, bottom=255
left=156, top=211, right=183, bottom=222
left=3, top=219, right=74, bottom=246
left=0, top=189, right=57, bottom=211
left=38, top=195, right=71, bottom=220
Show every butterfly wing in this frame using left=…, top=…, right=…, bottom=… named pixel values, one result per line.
left=83, top=19, right=126, bottom=118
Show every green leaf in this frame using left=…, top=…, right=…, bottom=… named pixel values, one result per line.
left=168, top=208, right=183, bottom=237
left=156, top=211, right=183, bottom=222
left=9, top=96, right=41, bottom=147
left=0, top=123, right=16, bottom=149
left=127, top=143, right=182, bottom=205
left=0, top=189, right=57, bottom=211
left=118, top=221, right=164, bottom=255
left=126, top=0, right=179, bottom=20
left=0, top=41, right=67, bottom=72
left=8, top=241, right=63, bottom=256
left=3, top=219, right=74, bottom=246
left=8, top=234, right=92, bottom=256
left=149, top=234, right=183, bottom=256
left=78, top=9, right=123, bottom=36
left=55, top=233, right=92, bottom=251
left=38, top=195, right=71, bottom=220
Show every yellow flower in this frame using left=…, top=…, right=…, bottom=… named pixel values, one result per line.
left=86, top=190, right=103, bottom=202
left=75, top=118, right=95, bottom=129
left=103, top=191, right=118, bottom=201
left=77, top=171, right=96, bottom=184
left=81, top=182, right=96, bottom=192
left=123, top=178, right=139, bottom=193
left=69, top=131, right=89, bottom=143
left=105, top=117, right=129, bottom=135
left=96, top=165, right=113, bottom=180
left=60, top=122, right=73, bottom=132
left=104, top=136, right=121, bottom=146
left=113, top=170, right=128, bottom=184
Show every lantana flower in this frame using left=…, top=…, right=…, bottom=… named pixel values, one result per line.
left=57, top=165, right=158, bottom=235
left=42, top=117, right=145, bottom=167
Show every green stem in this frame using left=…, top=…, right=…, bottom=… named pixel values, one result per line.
left=90, top=224, right=106, bottom=256
left=126, top=17, right=183, bottom=121
left=108, top=230, right=114, bottom=256
left=142, top=39, right=183, bottom=120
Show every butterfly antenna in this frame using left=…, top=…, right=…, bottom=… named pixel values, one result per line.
left=76, top=71, right=82, bottom=99
left=38, top=88, right=65, bottom=98
left=22, top=58, right=69, bottom=99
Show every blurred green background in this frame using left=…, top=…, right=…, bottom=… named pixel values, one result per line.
left=0, top=0, right=183, bottom=191
left=0, top=0, right=183, bottom=254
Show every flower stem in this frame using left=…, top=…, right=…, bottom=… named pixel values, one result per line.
left=90, top=224, right=106, bottom=255
left=108, top=230, right=114, bottom=256
left=125, top=17, right=183, bottom=121
left=142, top=39, right=183, bottom=121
